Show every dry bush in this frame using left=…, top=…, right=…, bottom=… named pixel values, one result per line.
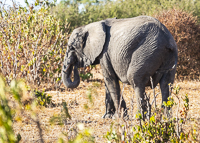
left=0, top=1, right=69, bottom=89
left=154, top=8, right=200, bottom=80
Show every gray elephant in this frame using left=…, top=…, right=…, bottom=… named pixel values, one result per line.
left=62, top=16, right=178, bottom=119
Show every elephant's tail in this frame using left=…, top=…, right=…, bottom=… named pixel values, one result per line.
left=171, top=49, right=178, bottom=71
left=157, top=38, right=178, bottom=73
left=167, top=38, right=178, bottom=72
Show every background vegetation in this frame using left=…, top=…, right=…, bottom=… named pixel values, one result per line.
left=0, top=0, right=200, bottom=142
left=0, top=0, right=69, bottom=90
left=52, top=0, right=200, bottom=31
left=154, top=9, right=200, bottom=80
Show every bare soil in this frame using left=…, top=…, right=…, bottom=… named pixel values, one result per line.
left=13, top=66, right=200, bottom=142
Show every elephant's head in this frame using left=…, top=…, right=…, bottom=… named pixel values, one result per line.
left=62, top=21, right=106, bottom=88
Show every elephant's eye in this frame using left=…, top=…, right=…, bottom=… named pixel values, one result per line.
left=70, top=46, right=75, bottom=51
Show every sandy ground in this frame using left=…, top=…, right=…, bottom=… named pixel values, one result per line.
left=13, top=67, right=200, bottom=142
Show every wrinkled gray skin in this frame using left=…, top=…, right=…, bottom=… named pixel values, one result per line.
left=62, top=16, right=178, bottom=119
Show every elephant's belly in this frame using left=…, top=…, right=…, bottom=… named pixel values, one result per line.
left=109, top=49, right=134, bottom=84
left=111, top=60, right=130, bottom=84
left=108, top=38, right=139, bottom=84
left=145, top=71, right=163, bottom=87
left=118, top=75, right=130, bottom=84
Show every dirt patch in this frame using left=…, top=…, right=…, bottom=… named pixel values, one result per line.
left=13, top=68, right=200, bottom=142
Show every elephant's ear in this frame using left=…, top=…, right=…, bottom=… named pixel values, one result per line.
left=82, top=22, right=106, bottom=64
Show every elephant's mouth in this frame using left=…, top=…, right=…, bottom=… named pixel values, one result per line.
left=63, top=64, right=70, bottom=73
left=62, top=63, right=80, bottom=88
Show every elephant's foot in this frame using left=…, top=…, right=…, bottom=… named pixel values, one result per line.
left=112, top=109, right=129, bottom=120
left=102, top=112, right=114, bottom=119
left=111, top=113, right=119, bottom=119
left=161, top=105, right=171, bottom=118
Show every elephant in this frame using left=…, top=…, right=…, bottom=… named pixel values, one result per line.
left=62, top=16, right=178, bottom=119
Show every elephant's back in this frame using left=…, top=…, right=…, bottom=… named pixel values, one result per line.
left=110, top=16, right=161, bottom=32
left=108, top=16, right=162, bottom=62
left=108, top=16, right=170, bottom=55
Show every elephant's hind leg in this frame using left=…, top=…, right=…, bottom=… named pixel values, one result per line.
left=159, top=68, right=176, bottom=108
left=127, top=68, right=150, bottom=119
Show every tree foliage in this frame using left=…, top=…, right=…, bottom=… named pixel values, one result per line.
left=52, top=0, right=200, bottom=32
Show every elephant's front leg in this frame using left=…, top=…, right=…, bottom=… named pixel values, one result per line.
left=100, top=56, right=127, bottom=118
left=102, top=84, right=115, bottom=118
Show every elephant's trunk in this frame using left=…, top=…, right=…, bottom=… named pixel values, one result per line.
left=62, top=64, right=80, bottom=88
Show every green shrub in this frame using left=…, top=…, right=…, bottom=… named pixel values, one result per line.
left=57, top=123, right=95, bottom=143
left=34, top=90, right=52, bottom=107
left=0, top=76, right=17, bottom=142
left=0, top=75, right=29, bottom=143
left=79, top=73, right=93, bottom=81
left=104, top=86, right=199, bottom=142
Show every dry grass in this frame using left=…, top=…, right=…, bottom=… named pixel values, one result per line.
left=13, top=67, right=200, bottom=142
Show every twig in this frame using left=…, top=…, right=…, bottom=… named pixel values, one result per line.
left=173, top=93, right=180, bottom=138
left=23, top=110, right=44, bottom=143
left=151, top=92, right=160, bottom=106
left=0, top=51, right=4, bottom=75
left=150, top=76, right=156, bottom=108
left=33, top=27, right=43, bottom=83
left=146, top=93, right=151, bottom=120
left=118, top=83, right=125, bottom=118
left=51, top=31, right=61, bottom=51
left=0, top=24, right=12, bottom=53
left=13, top=18, right=21, bottom=79
left=131, top=92, right=134, bottom=122
left=34, top=118, right=44, bottom=143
